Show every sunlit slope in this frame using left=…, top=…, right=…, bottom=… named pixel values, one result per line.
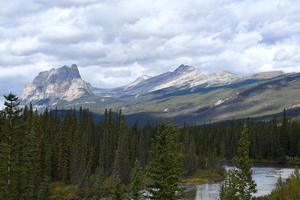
left=40, top=73, right=300, bottom=124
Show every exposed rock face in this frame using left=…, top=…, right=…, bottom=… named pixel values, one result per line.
left=22, top=64, right=93, bottom=105
left=19, top=63, right=300, bottom=124
left=123, top=75, right=152, bottom=89
left=108, top=65, right=241, bottom=96
left=92, top=64, right=209, bottom=97
left=21, top=63, right=290, bottom=108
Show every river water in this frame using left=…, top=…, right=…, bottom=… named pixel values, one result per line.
left=193, top=166, right=295, bottom=200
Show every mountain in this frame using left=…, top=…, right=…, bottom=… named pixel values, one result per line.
left=117, top=64, right=208, bottom=97
left=21, top=64, right=93, bottom=106
left=251, top=71, right=284, bottom=79
left=93, top=64, right=240, bottom=98
left=124, top=75, right=152, bottom=89
left=21, top=64, right=300, bottom=124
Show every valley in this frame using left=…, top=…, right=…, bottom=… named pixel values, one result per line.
left=21, top=64, right=300, bottom=125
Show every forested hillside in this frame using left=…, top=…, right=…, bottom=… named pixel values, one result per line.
left=1, top=93, right=300, bottom=199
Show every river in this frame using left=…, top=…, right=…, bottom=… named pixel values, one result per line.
left=193, top=166, right=295, bottom=200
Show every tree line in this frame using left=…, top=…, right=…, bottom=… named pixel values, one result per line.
left=184, top=109, right=300, bottom=164
left=0, top=93, right=300, bottom=199
left=0, top=94, right=183, bottom=199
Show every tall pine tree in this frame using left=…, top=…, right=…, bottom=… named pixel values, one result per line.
left=146, top=122, right=183, bottom=200
left=112, top=117, right=131, bottom=184
left=127, top=160, right=144, bottom=200
left=0, top=93, right=22, bottom=200
left=220, top=125, right=257, bottom=200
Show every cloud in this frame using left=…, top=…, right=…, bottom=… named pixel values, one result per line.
left=1, top=0, right=300, bottom=99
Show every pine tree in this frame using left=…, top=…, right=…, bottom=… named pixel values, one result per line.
left=280, top=108, right=289, bottom=156
left=182, top=132, right=198, bottom=176
left=23, top=125, right=40, bottom=199
left=0, top=93, right=22, bottom=200
left=220, top=125, right=257, bottom=200
left=127, top=160, right=144, bottom=200
left=85, top=167, right=105, bottom=198
left=146, top=122, right=183, bottom=200
left=112, top=118, right=131, bottom=184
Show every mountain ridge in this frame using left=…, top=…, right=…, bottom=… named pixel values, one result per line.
left=22, top=64, right=287, bottom=101
left=20, top=64, right=300, bottom=124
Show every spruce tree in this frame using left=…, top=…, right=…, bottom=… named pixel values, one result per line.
left=127, top=160, right=144, bottom=200
left=182, top=132, right=198, bottom=176
left=146, top=122, right=183, bottom=200
left=0, top=93, right=22, bottom=200
left=85, top=167, right=105, bottom=198
left=112, top=118, right=131, bottom=184
left=220, top=125, right=257, bottom=200
left=23, top=125, right=40, bottom=199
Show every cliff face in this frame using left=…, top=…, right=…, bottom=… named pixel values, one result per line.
left=22, top=64, right=93, bottom=105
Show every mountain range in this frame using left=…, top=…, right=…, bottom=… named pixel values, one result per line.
left=21, top=64, right=300, bottom=124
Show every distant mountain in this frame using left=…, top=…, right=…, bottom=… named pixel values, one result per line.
left=92, top=64, right=242, bottom=98
left=251, top=71, right=284, bottom=79
left=21, top=64, right=93, bottom=106
left=124, top=75, right=152, bottom=89
left=21, top=64, right=300, bottom=124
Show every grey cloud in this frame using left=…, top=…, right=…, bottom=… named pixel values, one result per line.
left=1, top=0, right=300, bottom=97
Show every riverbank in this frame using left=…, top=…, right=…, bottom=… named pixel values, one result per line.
left=181, top=158, right=300, bottom=187
left=185, top=166, right=296, bottom=200
left=48, top=165, right=296, bottom=200
left=222, top=158, right=300, bottom=168
left=47, top=168, right=225, bottom=200
left=254, top=158, right=300, bottom=166
left=181, top=168, right=225, bottom=186
left=255, top=169, right=300, bottom=200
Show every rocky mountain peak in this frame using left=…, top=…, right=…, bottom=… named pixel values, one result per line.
left=133, top=75, right=152, bottom=83
left=22, top=64, right=92, bottom=105
left=71, top=63, right=78, bottom=69
left=124, top=75, right=152, bottom=89
left=21, top=63, right=291, bottom=109
left=33, top=64, right=81, bottom=86
left=174, top=64, right=197, bottom=74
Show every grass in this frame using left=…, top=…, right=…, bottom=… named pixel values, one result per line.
left=47, top=168, right=225, bottom=200
left=181, top=168, right=226, bottom=200
left=181, top=168, right=225, bottom=185
left=49, top=182, right=78, bottom=200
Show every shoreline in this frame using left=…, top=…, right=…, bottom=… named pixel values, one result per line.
left=181, top=161, right=298, bottom=187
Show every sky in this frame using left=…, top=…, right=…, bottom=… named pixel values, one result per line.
left=1, top=0, right=300, bottom=105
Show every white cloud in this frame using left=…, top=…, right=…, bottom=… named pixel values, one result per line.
left=1, top=0, right=300, bottom=97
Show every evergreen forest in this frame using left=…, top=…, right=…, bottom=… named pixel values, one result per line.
left=1, top=93, right=300, bottom=200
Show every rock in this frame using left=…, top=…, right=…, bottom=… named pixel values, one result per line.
left=21, top=64, right=93, bottom=105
